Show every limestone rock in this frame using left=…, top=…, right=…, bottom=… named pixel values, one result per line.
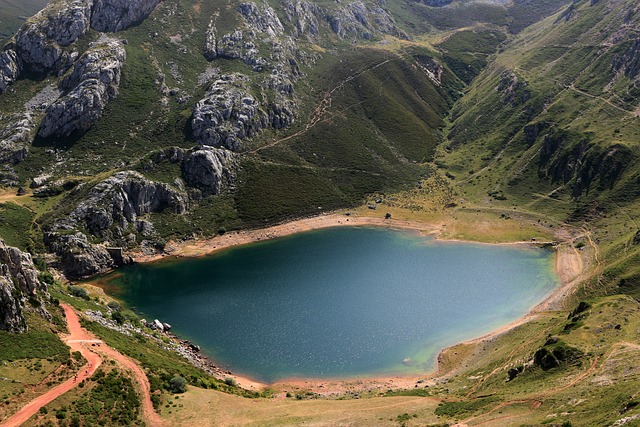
left=283, top=0, right=407, bottom=40
left=70, top=171, right=187, bottom=237
left=38, top=38, right=126, bottom=138
left=0, top=240, right=43, bottom=297
left=237, top=2, right=285, bottom=37
left=182, top=147, right=236, bottom=194
left=496, top=71, right=530, bottom=107
left=283, top=0, right=322, bottom=38
left=91, top=0, right=161, bottom=32
left=328, top=1, right=408, bottom=40
left=191, top=73, right=267, bottom=151
left=0, top=50, right=21, bottom=95
left=204, top=21, right=219, bottom=61
left=0, top=239, right=47, bottom=332
left=45, top=230, right=118, bottom=278
left=14, top=0, right=93, bottom=75
left=0, top=277, right=26, bottom=332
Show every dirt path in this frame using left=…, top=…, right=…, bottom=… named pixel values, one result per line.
left=1, top=304, right=165, bottom=427
left=250, top=59, right=393, bottom=154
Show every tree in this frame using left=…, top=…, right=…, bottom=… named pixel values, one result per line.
left=169, top=376, right=187, bottom=393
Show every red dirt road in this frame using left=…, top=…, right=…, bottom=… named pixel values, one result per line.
left=1, top=304, right=164, bottom=427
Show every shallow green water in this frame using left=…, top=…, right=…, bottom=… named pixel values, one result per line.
left=107, top=227, right=558, bottom=383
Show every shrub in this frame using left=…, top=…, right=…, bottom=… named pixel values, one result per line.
left=68, top=286, right=89, bottom=300
left=38, top=272, right=55, bottom=285
left=111, top=311, right=126, bottom=325
left=169, top=376, right=187, bottom=393
left=107, top=301, right=121, bottom=312
left=224, top=377, right=237, bottom=387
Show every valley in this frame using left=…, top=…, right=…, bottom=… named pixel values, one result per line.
left=0, top=0, right=639, bottom=425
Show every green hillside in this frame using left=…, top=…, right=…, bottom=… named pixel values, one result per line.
left=1, top=0, right=640, bottom=425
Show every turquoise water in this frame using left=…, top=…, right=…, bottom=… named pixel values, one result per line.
left=107, top=227, right=559, bottom=383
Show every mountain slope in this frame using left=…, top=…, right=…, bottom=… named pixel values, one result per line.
left=440, top=0, right=640, bottom=302
left=1, top=0, right=640, bottom=425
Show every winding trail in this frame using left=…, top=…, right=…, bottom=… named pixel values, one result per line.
left=1, top=304, right=164, bottom=427
left=250, top=59, right=393, bottom=154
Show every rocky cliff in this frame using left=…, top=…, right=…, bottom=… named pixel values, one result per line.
left=90, top=0, right=161, bottom=32
left=0, top=240, right=47, bottom=332
left=38, top=37, right=126, bottom=138
left=45, top=171, right=188, bottom=278
left=0, top=0, right=161, bottom=94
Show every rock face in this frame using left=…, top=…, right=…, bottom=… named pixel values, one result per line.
left=283, top=0, right=407, bottom=40
left=70, top=171, right=187, bottom=237
left=327, top=1, right=408, bottom=40
left=0, top=50, right=21, bottom=94
left=14, top=0, right=92, bottom=75
left=613, top=38, right=640, bottom=80
left=91, top=0, right=161, bottom=32
left=45, top=171, right=187, bottom=278
left=496, top=71, right=531, bottom=106
left=38, top=38, right=126, bottom=138
left=0, top=240, right=46, bottom=332
left=283, top=1, right=322, bottom=38
left=182, top=147, right=236, bottom=194
left=45, top=230, right=118, bottom=279
left=0, top=0, right=158, bottom=94
left=198, top=2, right=302, bottom=150
left=192, top=73, right=267, bottom=151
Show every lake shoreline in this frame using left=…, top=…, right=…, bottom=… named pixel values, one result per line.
left=123, top=211, right=587, bottom=395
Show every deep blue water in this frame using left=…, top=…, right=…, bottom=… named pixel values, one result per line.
left=106, top=227, right=558, bottom=383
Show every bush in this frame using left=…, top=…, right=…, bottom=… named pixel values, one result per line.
left=68, top=286, right=89, bottom=300
left=111, top=311, right=126, bottom=325
left=169, top=376, right=187, bottom=393
left=224, top=377, right=237, bottom=387
left=107, top=301, right=121, bottom=312
left=38, top=272, right=55, bottom=285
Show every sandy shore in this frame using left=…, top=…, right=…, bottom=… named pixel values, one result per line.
left=132, top=212, right=555, bottom=263
left=125, top=212, right=588, bottom=395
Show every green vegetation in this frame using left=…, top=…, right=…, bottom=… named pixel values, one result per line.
left=39, top=368, right=143, bottom=426
left=67, top=285, right=90, bottom=301
left=437, top=28, right=507, bottom=84
left=0, top=0, right=48, bottom=41
left=0, top=329, right=68, bottom=362
left=1, top=0, right=640, bottom=425
left=0, top=202, right=36, bottom=250
left=169, top=376, right=188, bottom=393
left=434, top=397, right=496, bottom=418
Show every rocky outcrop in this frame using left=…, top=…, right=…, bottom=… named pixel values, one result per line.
left=38, top=38, right=126, bottom=138
left=496, top=71, right=531, bottom=106
left=237, top=2, right=285, bottom=37
left=0, top=50, right=21, bottom=94
left=613, top=38, right=640, bottom=80
left=14, top=0, right=92, bottom=75
left=0, top=240, right=46, bottom=332
left=283, top=0, right=408, bottom=40
left=0, top=0, right=158, bottom=94
left=90, top=0, right=161, bottom=32
left=192, top=73, right=267, bottom=151
left=0, top=84, right=62, bottom=174
left=45, top=230, right=119, bottom=279
left=45, top=171, right=186, bottom=278
left=70, top=171, right=186, bottom=237
left=207, top=3, right=286, bottom=71
left=0, top=277, right=26, bottom=332
left=328, top=1, right=408, bottom=40
left=199, top=2, right=302, bottom=149
left=283, top=0, right=322, bottom=38
left=182, top=147, right=236, bottom=194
